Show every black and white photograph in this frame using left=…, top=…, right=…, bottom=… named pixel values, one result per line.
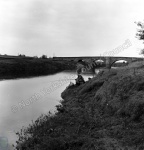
left=0, top=0, right=144, bottom=149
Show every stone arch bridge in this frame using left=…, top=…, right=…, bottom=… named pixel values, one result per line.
left=53, top=56, right=144, bottom=68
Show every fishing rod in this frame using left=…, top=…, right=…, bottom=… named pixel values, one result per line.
left=51, top=79, right=75, bottom=82
left=46, top=79, right=76, bottom=84
left=47, top=75, right=93, bottom=83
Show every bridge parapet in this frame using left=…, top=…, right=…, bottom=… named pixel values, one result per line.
left=53, top=56, right=144, bottom=68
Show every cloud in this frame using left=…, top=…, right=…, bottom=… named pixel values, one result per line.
left=0, top=0, right=144, bottom=56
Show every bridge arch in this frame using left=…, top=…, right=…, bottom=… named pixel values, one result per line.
left=95, top=59, right=104, bottom=62
left=95, top=59, right=105, bottom=65
left=110, top=58, right=131, bottom=68
left=77, top=59, right=83, bottom=62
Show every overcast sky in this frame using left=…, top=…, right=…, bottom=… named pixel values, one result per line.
left=0, top=0, right=144, bottom=57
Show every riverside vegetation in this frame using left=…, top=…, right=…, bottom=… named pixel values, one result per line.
left=0, top=58, right=76, bottom=80
left=14, top=61, right=144, bottom=150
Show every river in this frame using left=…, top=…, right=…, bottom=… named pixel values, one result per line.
left=0, top=71, right=93, bottom=149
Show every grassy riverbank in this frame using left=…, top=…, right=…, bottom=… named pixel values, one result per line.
left=14, top=61, right=144, bottom=150
left=0, top=58, right=76, bottom=80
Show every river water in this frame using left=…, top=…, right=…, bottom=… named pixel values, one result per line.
left=0, top=71, right=93, bottom=148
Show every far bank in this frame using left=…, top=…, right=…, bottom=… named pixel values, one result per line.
left=0, top=58, right=76, bottom=80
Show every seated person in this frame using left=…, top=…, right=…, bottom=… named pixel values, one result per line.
left=75, top=74, right=85, bottom=85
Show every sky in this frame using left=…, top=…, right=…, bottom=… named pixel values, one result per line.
left=0, top=0, right=144, bottom=57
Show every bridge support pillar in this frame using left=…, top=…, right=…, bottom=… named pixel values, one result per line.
left=106, top=57, right=112, bottom=69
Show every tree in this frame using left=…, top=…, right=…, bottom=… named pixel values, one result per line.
left=41, top=55, right=47, bottom=59
left=136, top=21, right=144, bottom=41
left=33, top=56, right=38, bottom=59
left=136, top=21, right=144, bottom=55
left=140, top=49, right=144, bottom=55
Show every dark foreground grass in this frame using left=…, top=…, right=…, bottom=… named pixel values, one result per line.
left=14, top=62, right=144, bottom=150
left=0, top=58, right=76, bottom=80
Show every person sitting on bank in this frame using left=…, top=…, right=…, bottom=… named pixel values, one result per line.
left=75, top=74, right=85, bottom=85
